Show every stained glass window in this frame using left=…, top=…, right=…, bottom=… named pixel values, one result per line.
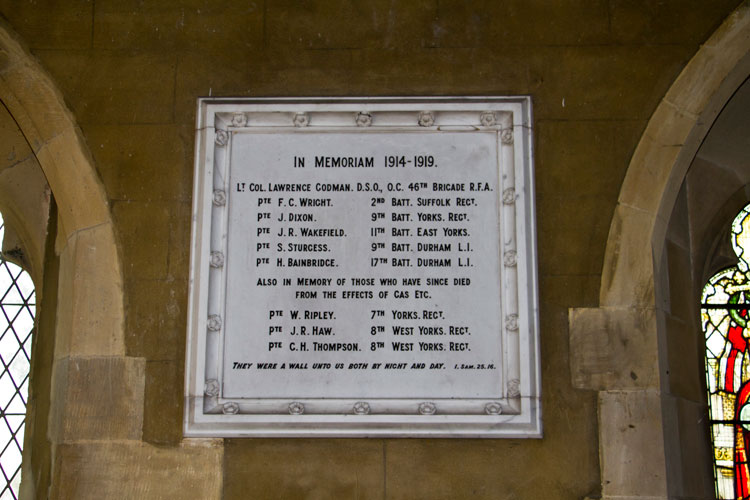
left=704, top=203, right=750, bottom=499
left=0, top=214, right=35, bottom=500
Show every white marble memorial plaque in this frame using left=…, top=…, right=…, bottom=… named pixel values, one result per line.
left=184, top=97, right=541, bottom=437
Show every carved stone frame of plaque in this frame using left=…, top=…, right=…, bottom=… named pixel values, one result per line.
left=184, top=97, right=541, bottom=438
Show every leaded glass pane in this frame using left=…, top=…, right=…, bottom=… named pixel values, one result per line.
left=703, top=203, right=750, bottom=499
left=0, top=214, right=35, bottom=500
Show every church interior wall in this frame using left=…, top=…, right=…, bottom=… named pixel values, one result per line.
left=0, top=1, right=744, bottom=498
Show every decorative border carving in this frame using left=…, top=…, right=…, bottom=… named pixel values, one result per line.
left=353, top=402, right=371, bottom=415
left=418, top=111, right=435, bottom=127
left=501, top=128, right=514, bottom=145
left=207, top=315, right=222, bottom=332
left=485, top=402, right=503, bottom=415
left=505, top=314, right=519, bottom=332
left=355, top=112, right=372, bottom=127
left=504, top=250, right=517, bottom=268
left=214, top=129, right=228, bottom=146
left=507, top=379, right=521, bottom=398
left=223, top=402, right=239, bottom=414
left=204, top=379, right=220, bottom=397
left=480, top=111, right=496, bottom=127
left=288, top=402, right=305, bottom=415
left=231, top=113, right=247, bottom=127
left=293, top=113, right=309, bottom=127
left=212, top=190, right=226, bottom=207
left=418, top=402, right=437, bottom=415
left=209, top=251, right=224, bottom=268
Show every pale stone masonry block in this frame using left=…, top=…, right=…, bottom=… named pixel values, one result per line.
left=667, top=7, right=750, bottom=118
left=599, top=204, right=662, bottom=308
left=0, top=154, right=50, bottom=285
left=599, top=391, right=668, bottom=499
left=55, top=223, right=125, bottom=358
left=643, top=100, right=698, bottom=149
left=0, top=20, right=113, bottom=237
left=617, top=135, right=682, bottom=221
left=35, top=128, right=111, bottom=238
left=569, top=306, right=659, bottom=391
left=51, top=439, right=223, bottom=500
left=0, top=63, right=71, bottom=149
left=49, top=356, right=145, bottom=442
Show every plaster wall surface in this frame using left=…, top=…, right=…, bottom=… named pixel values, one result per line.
left=0, top=1, right=743, bottom=498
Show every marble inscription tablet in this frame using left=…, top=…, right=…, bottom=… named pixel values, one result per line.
left=184, top=98, right=541, bottom=437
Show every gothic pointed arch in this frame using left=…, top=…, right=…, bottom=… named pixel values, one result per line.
left=0, top=17, right=128, bottom=499
left=569, top=4, right=750, bottom=498
left=0, top=18, right=125, bottom=357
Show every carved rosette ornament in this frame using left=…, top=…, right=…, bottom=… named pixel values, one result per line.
left=418, top=402, right=437, bottom=415
left=223, top=402, right=240, bottom=414
left=355, top=112, right=372, bottom=127
left=503, top=250, right=517, bottom=268
left=502, top=188, right=516, bottom=205
left=501, top=128, right=514, bottom=145
left=212, top=189, right=226, bottom=207
left=204, top=379, right=220, bottom=397
left=207, top=314, right=222, bottom=332
left=480, top=111, right=496, bottom=127
left=507, top=379, right=521, bottom=398
left=505, top=314, right=519, bottom=332
left=209, top=251, right=224, bottom=268
left=214, top=129, right=228, bottom=146
left=288, top=402, right=305, bottom=415
left=418, top=111, right=435, bottom=127
left=484, top=402, right=502, bottom=415
left=353, top=402, right=371, bottom=415
left=293, top=112, right=309, bottom=127
left=231, top=113, right=247, bottom=127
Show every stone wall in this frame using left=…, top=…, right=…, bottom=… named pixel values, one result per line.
left=0, top=1, right=744, bottom=498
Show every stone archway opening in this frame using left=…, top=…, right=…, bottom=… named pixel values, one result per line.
left=0, top=18, right=127, bottom=498
left=569, top=4, right=750, bottom=498
left=0, top=18, right=222, bottom=500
